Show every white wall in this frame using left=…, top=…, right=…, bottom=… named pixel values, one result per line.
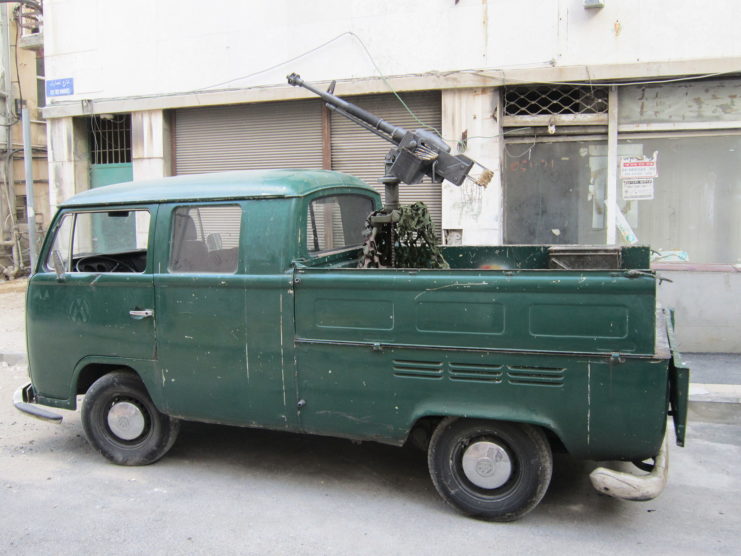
left=43, top=0, right=741, bottom=104
left=657, top=270, right=741, bottom=354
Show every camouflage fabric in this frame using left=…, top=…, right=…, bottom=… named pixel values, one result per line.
left=358, top=202, right=449, bottom=269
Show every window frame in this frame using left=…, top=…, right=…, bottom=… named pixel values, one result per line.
left=303, top=192, right=376, bottom=257
left=43, top=207, right=152, bottom=274
left=167, top=203, right=244, bottom=275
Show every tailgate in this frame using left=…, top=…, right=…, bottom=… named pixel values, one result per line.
left=665, top=309, right=690, bottom=447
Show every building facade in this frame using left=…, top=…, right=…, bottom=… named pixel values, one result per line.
left=0, top=1, right=48, bottom=279
left=41, top=0, right=741, bottom=351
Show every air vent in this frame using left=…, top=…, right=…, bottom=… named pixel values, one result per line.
left=393, top=360, right=443, bottom=380
left=507, top=365, right=565, bottom=387
left=449, top=362, right=504, bottom=383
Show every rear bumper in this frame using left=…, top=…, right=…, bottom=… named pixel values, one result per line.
left=589, top=431, right=669, bottom=501
left=13, top=383, right=63, bottom=423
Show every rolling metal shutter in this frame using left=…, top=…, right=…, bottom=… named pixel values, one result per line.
left=330, top=91, right=443, bottom=233
left=174, top=99, right=323, bottom=174
left=174, top=92, right=443, bottom=232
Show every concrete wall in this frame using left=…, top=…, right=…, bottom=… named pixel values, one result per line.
left=43, top=0, right=741, bottom=103
left=658, top=270, right=741, bottom=353
left=441, top=87, right=502, bottom=245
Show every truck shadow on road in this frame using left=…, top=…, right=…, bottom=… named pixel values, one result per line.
left=8, top=412, right=635, bottom=522
left=156, top=420, right=631, bottom=521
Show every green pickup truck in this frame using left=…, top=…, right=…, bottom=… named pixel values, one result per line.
left=15, top=168, right=688, bottom=521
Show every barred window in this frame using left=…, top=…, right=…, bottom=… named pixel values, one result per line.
left=89, top=114, right=132, bottom=164
left=504, top=85, right=608, bottom=117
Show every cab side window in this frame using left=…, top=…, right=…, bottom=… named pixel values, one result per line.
left=45, top=210, right=150, bottom=273
left=169, top=205, right=242, bottom=273
left=306, top=194, right=374, bottom=254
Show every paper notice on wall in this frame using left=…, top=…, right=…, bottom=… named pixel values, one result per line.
left=622, top=178, right=654, bottom=200
left=615, top=207, right=639, bottom=244
left=620, top=151, right=659, bottom=179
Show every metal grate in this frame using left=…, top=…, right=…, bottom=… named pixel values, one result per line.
left=15, top=195, right=26, bottom=222
left=89, top=114, right=131, bottom=165
left=15, top=1, right=42, bottom=38
left=504, top=85, right=608, bottom=116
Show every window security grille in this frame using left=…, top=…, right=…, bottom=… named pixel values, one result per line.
left=89, top=114, right=131, bottom=165
left=504, top=85, right=608, bottom=116
left=16, top=195, right=26, bottom=222
left=16, top=1, right=42, bottom=38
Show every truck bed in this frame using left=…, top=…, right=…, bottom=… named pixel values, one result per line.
left=292, top=244, right=669, bottom=459
left=295, top=245, right=658, bottom=357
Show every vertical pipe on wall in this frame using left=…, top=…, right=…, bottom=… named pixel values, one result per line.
left=22, top=107, right=37, bottom=269
left=606, top=85, right=618, bottom=244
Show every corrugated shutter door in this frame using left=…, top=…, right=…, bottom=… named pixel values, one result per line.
left=330, top=91, right=443, bottom=233
left=175, top=100, right=323, bottom=174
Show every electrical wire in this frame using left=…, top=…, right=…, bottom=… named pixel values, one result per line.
left=200, top=32, right=356, bottom=90
left=466, top=68, right=736, bottom=88
left=12, top=5, right=22, bottom=113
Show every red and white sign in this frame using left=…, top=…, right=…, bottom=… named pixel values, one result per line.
left=620, top=151, right=658, bottom=179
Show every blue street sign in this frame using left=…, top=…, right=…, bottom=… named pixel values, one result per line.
left=46, top=78, right=74, bottom=97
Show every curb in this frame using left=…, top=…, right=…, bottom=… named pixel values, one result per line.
left=688, top=383, right=741, bottom=425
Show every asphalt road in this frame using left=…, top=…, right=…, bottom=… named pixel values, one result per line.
left=2, top=361, right=739, bottom=555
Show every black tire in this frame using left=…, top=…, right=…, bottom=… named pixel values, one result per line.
left=81, top=371, right=180, bottom=466
left=427, top=417, right=552, bottom=522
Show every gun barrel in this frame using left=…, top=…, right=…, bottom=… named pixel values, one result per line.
left=287, top=73, right=407, bottom=143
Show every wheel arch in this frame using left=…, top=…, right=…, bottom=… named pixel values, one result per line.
left=71, top=357, right=166, bottom=412
left=407, top=404, right=572, bottom=455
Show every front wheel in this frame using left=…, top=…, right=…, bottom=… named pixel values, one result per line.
left=82, top=371, right=180, bottom=466
left=427, top=418, right=552, bottom=521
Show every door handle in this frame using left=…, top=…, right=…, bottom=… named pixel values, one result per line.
left=129, top=309, right=154, bottom=319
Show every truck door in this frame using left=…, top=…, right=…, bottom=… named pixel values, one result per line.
left=27, top=208, right=156, bottom=401
left=154, top=202, right=297, bottom=429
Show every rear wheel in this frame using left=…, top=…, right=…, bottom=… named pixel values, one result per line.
left=427, top=417, right=552, bottom=521
left=81, top=371, right=180, bottom=466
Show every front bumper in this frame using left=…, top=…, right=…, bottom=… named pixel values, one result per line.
left=13, top=383, right=63, bottom=423
left=589, top=432, right=668, bottom=501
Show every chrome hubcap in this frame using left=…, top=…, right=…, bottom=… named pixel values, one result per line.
left=461, top=440, right=512, bottom=489
left=107, top=401, right=146, bottom=440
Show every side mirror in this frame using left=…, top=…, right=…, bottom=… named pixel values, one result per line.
left=52, top=250, right=67, bottom=282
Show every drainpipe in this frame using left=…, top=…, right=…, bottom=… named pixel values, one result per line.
left=21, top=106, right=35, bottom=268
left=0, top=4, right=21, bottom=276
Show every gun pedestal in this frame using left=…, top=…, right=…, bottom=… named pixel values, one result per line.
left=380, top=174, right=401, bottom=213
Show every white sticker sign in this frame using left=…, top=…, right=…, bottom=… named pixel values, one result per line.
left=620, top=151, right=659, bottom=179
left=622, top=178, right=654, bottom=200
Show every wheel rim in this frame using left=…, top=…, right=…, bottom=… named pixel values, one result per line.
left=461, top=440, right=513, bottom=489
left=107, top=399, right=147, bottom=441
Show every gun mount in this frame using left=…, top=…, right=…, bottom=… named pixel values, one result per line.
left=287, top=73, right=478, bottom=210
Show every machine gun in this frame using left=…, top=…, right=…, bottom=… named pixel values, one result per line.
left=287, top=73, right=491, bottom=268
left=287, top=73, right=486, bottom=211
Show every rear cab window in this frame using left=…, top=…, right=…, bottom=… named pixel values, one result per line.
left=45, top=209, right=151, bottom=273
